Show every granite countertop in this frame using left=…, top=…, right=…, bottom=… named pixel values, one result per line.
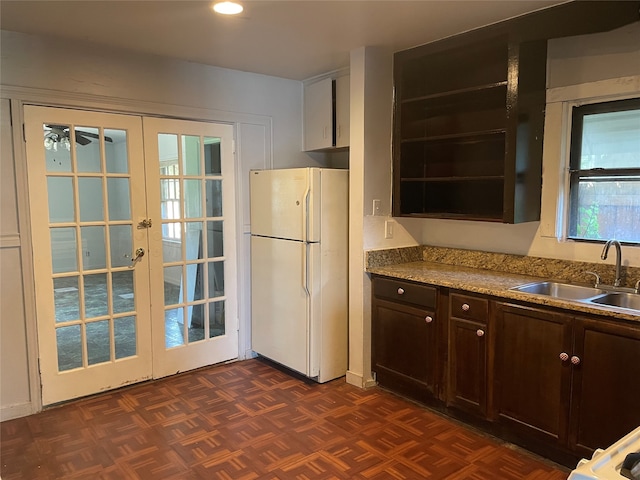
left=367, top=261, right=640, bottom=323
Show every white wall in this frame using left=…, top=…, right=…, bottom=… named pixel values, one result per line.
left=347, top=46, right=420, bottom=388
left=0, top=98, right=34, bottom=420
left=0, top=29, right=326, bottom=418
left=366, top=23, right=640, bottom=269
left=347, top=48, right=367, bottom=388
left=547, top=22, right=640, bottom=89
left=0, top=30, right=321, bottom=168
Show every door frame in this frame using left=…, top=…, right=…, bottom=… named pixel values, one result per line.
left=2, top=85, right=273, bottom=415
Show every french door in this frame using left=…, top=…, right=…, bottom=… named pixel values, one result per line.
left=24, top=106, right=238, bottom=405
left=143, top=117, right=237, bottom=378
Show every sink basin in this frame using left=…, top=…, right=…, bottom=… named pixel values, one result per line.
left=512, top=281, right=640, bottom=313
left=590, top=293, right=640, bottom=311
left=511, top=281, right=606, bottom=300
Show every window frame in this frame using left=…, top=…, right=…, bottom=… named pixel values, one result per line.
left=566, top=96, right=640, bottom=245
left=160, top=162, right=181, bottom=240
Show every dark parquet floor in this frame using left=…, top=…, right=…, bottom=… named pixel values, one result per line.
left=1, top=359, right=570, bottom=480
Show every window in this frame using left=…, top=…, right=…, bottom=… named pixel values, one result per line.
left=568, top=97, right=640, bottom=244
left=160, top=163, right=181, bottom=239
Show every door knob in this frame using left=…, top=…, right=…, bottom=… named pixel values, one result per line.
left=476, top=329, right=485, bottom=337
left=397, top=288, right=405, bottom=295
left=559, top=352, right=569, bottom=362
left=425, top=316, right=433, bottom=323
left=130, top=247, right=145, bottom=266
left=571, top=355, right=581, bottom=365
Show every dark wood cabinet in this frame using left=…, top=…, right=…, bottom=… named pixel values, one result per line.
left=569, top=317, right=640, bottom=457
left=494, top=302, right=640, bottom=461
left=493, top=303, right=573, bottom=447
left=371, top=273, right=640, bottom=466
left=371, top=277, right=439, bottom=404
left=447, top=292, right=489, bottom=417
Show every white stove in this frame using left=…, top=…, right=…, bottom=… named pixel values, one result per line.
left=569, top=427, right=640, bottom=480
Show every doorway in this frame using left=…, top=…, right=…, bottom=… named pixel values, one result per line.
left=24, top=106, right=238, bottom=405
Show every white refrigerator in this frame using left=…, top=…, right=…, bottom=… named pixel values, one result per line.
left=250, top=167, right=348, bottom=383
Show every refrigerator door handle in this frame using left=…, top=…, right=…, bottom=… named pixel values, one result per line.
left=302, top=243, right=310, bottom=297
left=303, top=186, right=310, bottom=242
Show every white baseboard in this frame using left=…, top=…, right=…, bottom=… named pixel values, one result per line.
left=0, top=401, right=34, bottom=421
left=346, top=370, right=377, bottom=389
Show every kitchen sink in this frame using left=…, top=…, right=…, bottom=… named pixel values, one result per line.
left=510, top=281, right=606, bottom=300
left=511, top=280, right=640, bottom=313
left=589, top=292, right=640, bottom=311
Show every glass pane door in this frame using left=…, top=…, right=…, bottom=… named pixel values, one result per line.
left=24, top=106, right=152, bottom=406
left=144, top=118, right=238, bottom=378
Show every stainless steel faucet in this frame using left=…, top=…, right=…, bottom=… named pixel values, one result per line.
left=601, top=239, right=623, bottom=287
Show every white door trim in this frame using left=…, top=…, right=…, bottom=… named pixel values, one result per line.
left=5, top=98, right=43, bottom=416
left=2, top=84, right=273, bottom=415
left=1, top=85, right=274, bottom=129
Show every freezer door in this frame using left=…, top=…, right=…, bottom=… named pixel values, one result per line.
left=251, top=235, right=310, bottom=375
left=249, top=168, right=320, bottom=242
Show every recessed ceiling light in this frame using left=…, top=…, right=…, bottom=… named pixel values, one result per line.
left=212, top=1, right=243, bottom=15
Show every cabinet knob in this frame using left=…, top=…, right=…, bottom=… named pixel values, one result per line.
left=461, top=303, right=470, bottom=311
left=476, top=329, right=485, bottom=337
left=571, top=356, right=581, bottom=365
left=397, top=288, right=405, bottom=295
left=425, top=316, right=433, bottom=323
left=559, top=352, right=569, bottom=362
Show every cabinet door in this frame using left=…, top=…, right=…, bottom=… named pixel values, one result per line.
left=493, top=303, right=572, bottom=445
left=304, top=78, right=332, bottom=151
left=372, top=298, right=437, bottom=402
left=448, top=317, right=487, bottom=417
left=569, top=317, right=640, bottom=456
left=335, top=75, right=350, bottom=148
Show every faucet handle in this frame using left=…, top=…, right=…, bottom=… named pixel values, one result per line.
left=635, top=279, right=640, bottom=294
left=585, top=271, right=601, bottom=288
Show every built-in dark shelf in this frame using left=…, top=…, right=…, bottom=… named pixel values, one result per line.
left=400, top=129, right=506, bottom=144
left=393, top=36, right=543, bottom=223
left=392, top=1, right=640, bottom=223
left=401, top=82, right=509, bottom=105
left=401, top=176, right=505, bottom=183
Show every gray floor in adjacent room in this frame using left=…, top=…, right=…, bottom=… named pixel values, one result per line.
left=53, top=275, right=221, bottom=371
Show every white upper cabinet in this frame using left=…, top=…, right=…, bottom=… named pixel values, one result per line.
left=334, top=75, right=350, bottom=149
left=304, top=74, right=349, bottom=151
left=304, top=78, right=332, bottom=151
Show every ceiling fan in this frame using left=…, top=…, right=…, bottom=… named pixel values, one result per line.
left=44, top=124, right=113, bottom=150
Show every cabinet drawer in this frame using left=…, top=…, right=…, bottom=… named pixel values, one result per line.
left=373, top=277, right=436, bottom=309
left=451, top=293, right=488, bottom=322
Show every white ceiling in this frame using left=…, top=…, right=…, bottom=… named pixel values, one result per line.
left=0, top=0, right=566, bottom=80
